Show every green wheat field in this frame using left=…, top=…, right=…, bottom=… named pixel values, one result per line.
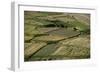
left=24, top=11, right=90, bottom=61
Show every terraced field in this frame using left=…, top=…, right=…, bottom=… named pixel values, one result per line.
left=24, top=11, right=90, bottom=61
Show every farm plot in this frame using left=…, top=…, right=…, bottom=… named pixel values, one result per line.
left=28, top=43, right=58, bottom=61
left=24, top=11, right=90, bottom=61
left=24, top=42, right=47, bottom=59
left=52, top=36, right=90, bottom=59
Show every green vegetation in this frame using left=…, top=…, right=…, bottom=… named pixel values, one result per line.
left=24, top=11, right=90, bottom=61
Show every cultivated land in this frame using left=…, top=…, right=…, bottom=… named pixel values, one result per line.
left=24, top=11, right=90, bottom=61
